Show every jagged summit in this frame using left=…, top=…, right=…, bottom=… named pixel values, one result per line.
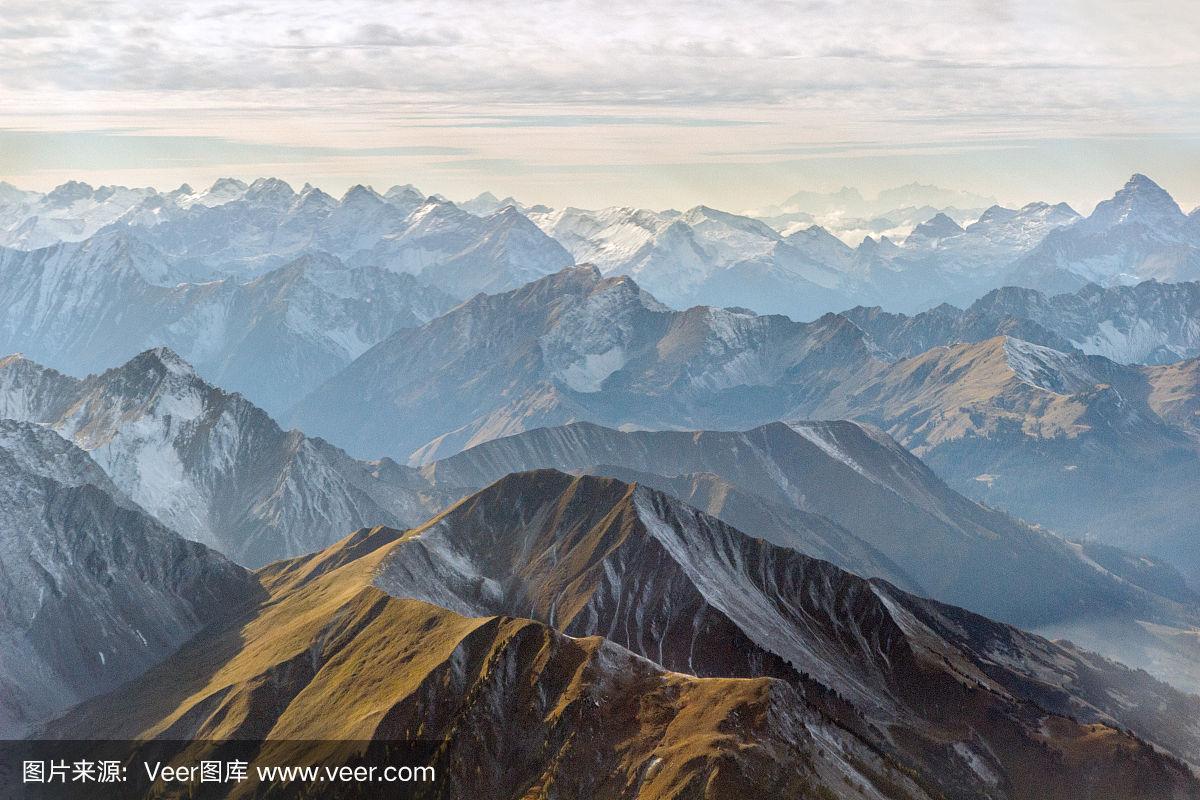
left=1007, top=172, right=1198, bottom=291
left=1091, top=172, right=1185, bottom=226
left=127, top=345, right=196, bottom=377
left=243, top=176, right=296, bottom=206
left=1121, top=172, right=1180, bottom=205
left=208, top=177, right=248, bottom=193
left=486, top=202, right=528, bottom=221
left=382, top=183, right=424, bottom=204
left=340, top=183, right=384, bottom=204
left=44, top=180, right=96, bottom=205
left=293, top=183, right=336, bottom=205
left=908, top=211, right=964, bottom=240
left=1126, top=172, right=1168, bottom=192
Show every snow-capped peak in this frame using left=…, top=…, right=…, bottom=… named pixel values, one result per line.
left=907, top=212, right=964, bottom=242
left=209, top=177, right=248, bottom=193
left=383, top=184, right=425, bottom=206
left=292, top=184, right=337, bottom=210
left=975, top=205, right=1018, bottom=225
left=183, top=177, right=249, bottom=208
left=132, top=346, right=198, bottom=379
left=484, top=204, right=528, bottom=224
left=44, top=181, right=96, bottom=207
left=1086, top=173, right=1185, bottom=230
left=244, top=177, right=296, bottom=207
left=341, top=184, right=385, bottom=205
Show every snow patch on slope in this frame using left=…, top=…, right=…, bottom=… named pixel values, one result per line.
left=787, top=423, right=869, bottom=477
left=1002, top=338, right=1098, bottom=394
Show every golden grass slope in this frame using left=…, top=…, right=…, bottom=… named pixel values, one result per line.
left=49, top=521, right=930, bottom=800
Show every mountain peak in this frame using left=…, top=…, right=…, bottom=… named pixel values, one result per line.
left=1068, top=173, right=1186, bottom=236
left=341, top=184, right=384, bottom=205
left=129, top=346, right=197, bottom=378
left=1113, top=172, right=1180, bottom=209
left=976, top=204, right=1017, bottom=224
left=0, top=352, right=31, bottom=370
left=486, top=203, right=527, bottom=222
left=207, top=177, right=247, bottom=194
left=546, top=263, right=604, bottom=286
left=383, top=184, right=424, bottom=205
left=1000, top=336, right=1098, bottom=394
left=244, top=177, right=296, bottom=205
left=44, top=180, right=96, bottom=206
left=294, top=184, right=336, bottom=207
left=908, top=212, right=963, bottom=241
left=1125, top=172, right=1162, bottom=191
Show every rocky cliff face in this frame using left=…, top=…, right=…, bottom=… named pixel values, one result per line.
left=0, top=419, right=258, bottom=738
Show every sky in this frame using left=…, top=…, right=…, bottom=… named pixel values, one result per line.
left=2, top=0, right=1199, bottom=213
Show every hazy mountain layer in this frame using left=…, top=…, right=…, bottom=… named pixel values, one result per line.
left=846, top=279, right=1200, bottom=365
left=292, top=266, right=1200, bottom=591
left=0, top=237, right=457, bottom=415
left=809, top=335, right=1200, bottom=584
left=0, top=349, right=468, bottom=567
left=292, top=265, right=884, bottom=461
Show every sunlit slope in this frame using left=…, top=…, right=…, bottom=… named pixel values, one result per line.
left=47, top=542, right=928, bottom=799
left=49, top=472, right=1200, bottom=799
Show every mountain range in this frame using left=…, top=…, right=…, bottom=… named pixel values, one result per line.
left=5, top=344, right=1198, bottom=694
left=845, top=280, right=1200, bottom=364
left=527, top=204, right=857, bottom=320
left=0, top=177, right=573, bottom=297
left=41, top=471, right=1200, bottom=798
left=7, top=245, right=1190, bottom=594
left=290, top=265, right=883, bottom=461
left=286, top=264, right=1200, bottom=587
left=2, top=169, right=1199, bottom=796
left=4, top=173, right=1199, bottom=324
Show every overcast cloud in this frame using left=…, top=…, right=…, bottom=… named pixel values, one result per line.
left=1, top=0, right=1198, bottom=209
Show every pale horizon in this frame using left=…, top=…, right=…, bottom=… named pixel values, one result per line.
left=1, top=168, right=1197, bottom=222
